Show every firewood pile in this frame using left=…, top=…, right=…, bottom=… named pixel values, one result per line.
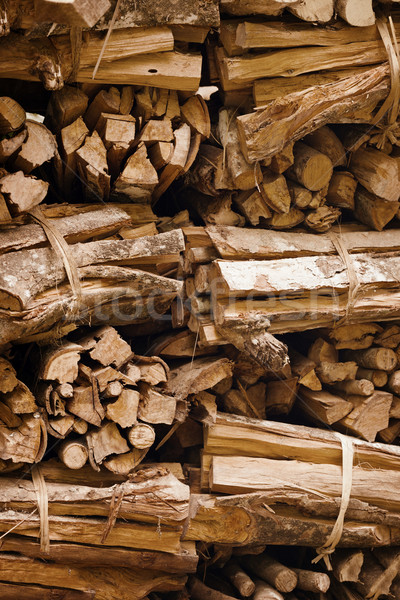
left=2, top=0, right=400, bottom=599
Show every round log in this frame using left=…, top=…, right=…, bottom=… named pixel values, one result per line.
left=286, top=142, right=333, bottom=191
left=57, top=439, right=89, bottom=469
left=127, top=423, right=156, bottom=449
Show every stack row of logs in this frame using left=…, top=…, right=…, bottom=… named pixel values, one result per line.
left=182, top=225, right=400, bottom=348
left=186, top=119, right=400, bottom=232
left=0, top=83, right=209, bottom=219
left=6, top=323, right=400, bottom=598
left=0, top=462, right=196, bottom=600
left=188, top=545, right=400, bottom=600
left=0, top=0, right=215, bottom=92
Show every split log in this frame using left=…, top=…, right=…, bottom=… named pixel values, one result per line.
left=12, top=120, right=56, bottom=173
left=209, top=453, right=400, bottom=511
left=336, top=391, right=392, bottom=442
left=331, top=549, right=364, bottom=582
left=204, top=412, right=400, bottom=470
left=0, top=413, right=46, bottom=464
left=106, top=389, right=140, bottom=427
left=0, top=96, right=25, bottom=134
left=298, top=388, right=353, bottom=425
left=45, top=85, right=89, bottom=132
left=218, top=108, right=262, bottom=190
left=354, top=186, right=399, bottom=230
left=315, top=361, right=358, bottom=384
left=260, top=172, right=291, bottom=213
left=350, top=147, right=400, bottom=202
left=112, top=142, right=158, bottom=202
left=86, top=421, right=129, bottom=464
left=265, top=378, right=298, bottom=416
left=0, top=535, right=197, bottom=573
left=0, top=510, right=183, bottom=552
left=326, top=171, right=357, bottom=210
left=205, top=225, right=400, bottom=260
left=0, top=553, right=186, bottom=600
left=0, top=171, right=48, bottom=215
left=237, top=64, right=389, bottom=162
left=185, top=492, right=400, bottom=547
left=75, top=130, right=110, bottom=200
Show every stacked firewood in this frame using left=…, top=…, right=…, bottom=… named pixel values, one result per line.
left=182, top=225, right=400, bottom=348
left=185, top=545, right=400, bottom=600
left=0, top=462, right=196, bottom=599
left=0, top=356, right=47, bottom=470
left=185, top=9, right=400, bottom=233
left=0, top=325, right=235, bottom=473
left=0, top=0, right=218, bottom=91
left=0, top=84, right=210, bottom=219
left=185, top=115, right=400, bottom=233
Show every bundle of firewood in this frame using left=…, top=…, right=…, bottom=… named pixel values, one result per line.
left=194, top=411, right=400, bottom=547
left=0, top=0, right=218, bottom=91
left=0, top=324, right=236, bottom=472
left=0, top=461, right=196, bottom=599
left=185, top=117, right=400, bottom=232
left=0, top=83, right=210, bottom=220
left=182, top=225, right=400, bottom=349
left=0, top=214, right=184, bottom=345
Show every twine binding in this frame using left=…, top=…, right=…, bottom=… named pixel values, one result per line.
left=28, top=206, right=82, bottom=313
left=328, top=232, right=361, bottom=325
left=31, top=464, right=50, bottom=555
left=312, top=433, right=354, bottom=570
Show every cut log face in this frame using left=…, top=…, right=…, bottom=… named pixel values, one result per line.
left=0, top=171, right=49, bottom=215
left=0, top=96, right=25, bottom=135
left=112, top=143, right=159, bottom=202
left=35, top=0, right=111, bottom=27
left=106, top=389, right=140, bottom=428
left=138, top=388, right=177, bottom=424
left=86, top=422, right=130, bottom=464
left=12, top=120, right=57, bottom=174
left=350, top=147, right=400, bottom=202
left=82, top=326, right=132, bottom=368
left=286, top=142, right=333, bottom=191
left=40, top=343, right=82, bottom=384
left=336, top=0, right=375, bottom=25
